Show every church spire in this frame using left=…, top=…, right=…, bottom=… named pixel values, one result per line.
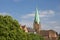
left=33, top=8, right=41, bottom=34
left=34, top=8, right=40, bottom=24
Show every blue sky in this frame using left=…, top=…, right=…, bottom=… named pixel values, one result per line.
left=0, top=0, right=60, bottom=33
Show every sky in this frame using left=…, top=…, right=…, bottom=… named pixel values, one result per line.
left=0, top=0, right=60, bottom=33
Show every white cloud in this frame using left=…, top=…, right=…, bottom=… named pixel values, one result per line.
left=20, top=10, right=60, bottom=33
left=40, top=10, right=54, bottom=15
left=0, top=12, right=10, bottom=15
left=40, top=10, right=55, bottom=17
left=20, top=10, right=55, bottom=27
left=21, top=10, right=55, bottom=19
left=41, top=21, right=60, bottom=33
left=21, top=13, right=35, bottom=18
left=20, top=20, right=33, bottom=28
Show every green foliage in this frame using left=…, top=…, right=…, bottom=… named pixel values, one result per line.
left=0, top=15, right=44, bottom=40
left=27, top=33, right=44, bottom=40
left=0, top=15, right=26, bottom=40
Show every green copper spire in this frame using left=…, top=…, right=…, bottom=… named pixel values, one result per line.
left=34, top=8, right=40, bottom=24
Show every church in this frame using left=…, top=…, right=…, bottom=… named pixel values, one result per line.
left=20, top=8, right=58, bottom=40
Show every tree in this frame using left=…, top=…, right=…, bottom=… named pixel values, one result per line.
left=0, top=15, right=44, bottom=40
left=0, top=15, right=27, bottom=40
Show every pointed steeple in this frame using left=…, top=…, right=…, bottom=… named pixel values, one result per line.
left=33, top=8, right=41, bottom=34
left=34, top=8, right=40, bottom=24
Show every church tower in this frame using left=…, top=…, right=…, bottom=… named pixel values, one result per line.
left=33, top=8, right=41, bottom=33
